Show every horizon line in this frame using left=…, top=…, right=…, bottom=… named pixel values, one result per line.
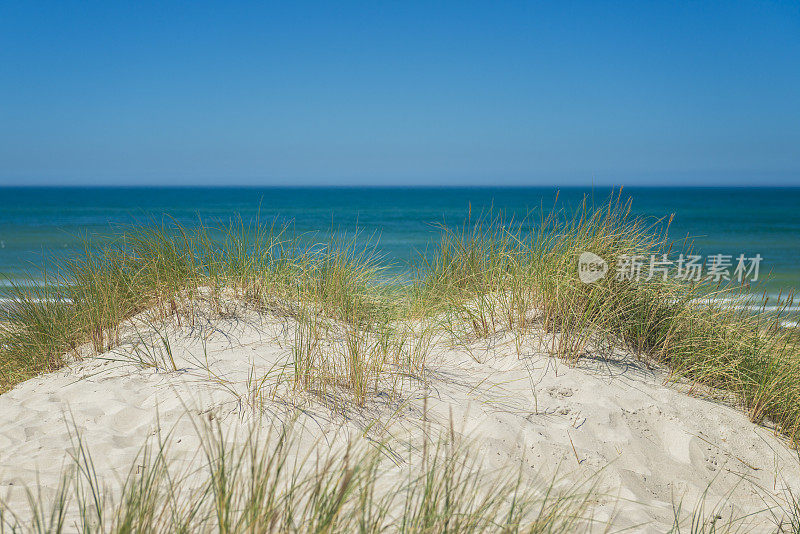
left=1, top=184, right=800, bottom=189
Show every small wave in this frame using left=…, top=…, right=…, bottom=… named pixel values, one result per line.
left=0, top=279, right=54, bottom=288
left=690, top=297, right=800, bottom=312
left=0, top=297, right=73, bottom=304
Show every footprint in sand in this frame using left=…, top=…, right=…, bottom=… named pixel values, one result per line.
left=546, top=385, right=575, bottom=398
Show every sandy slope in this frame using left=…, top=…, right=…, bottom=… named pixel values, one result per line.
left=1, top=304, right=798, bottom=532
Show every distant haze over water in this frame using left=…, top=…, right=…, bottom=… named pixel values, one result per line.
left=0, top=187, right=798, bottom=302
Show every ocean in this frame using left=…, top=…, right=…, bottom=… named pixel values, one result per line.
left=0, top=187, right=798, bottom=306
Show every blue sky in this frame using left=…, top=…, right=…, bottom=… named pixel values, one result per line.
left=1, top=1, right=799, bottom=186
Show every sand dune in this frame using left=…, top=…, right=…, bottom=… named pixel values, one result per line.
left=1, top=303, right=798, bottom=532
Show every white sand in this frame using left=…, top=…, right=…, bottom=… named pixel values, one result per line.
left=1, top=303, right=798, bottom=531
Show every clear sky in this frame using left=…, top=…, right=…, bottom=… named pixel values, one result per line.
left=1, top=1, right=799, bottom=186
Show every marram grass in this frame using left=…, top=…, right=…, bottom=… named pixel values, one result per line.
left=0, top=197, right=799, bottom=444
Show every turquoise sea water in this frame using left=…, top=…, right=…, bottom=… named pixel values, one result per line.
left=0, top=187, right=798, bottom=304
